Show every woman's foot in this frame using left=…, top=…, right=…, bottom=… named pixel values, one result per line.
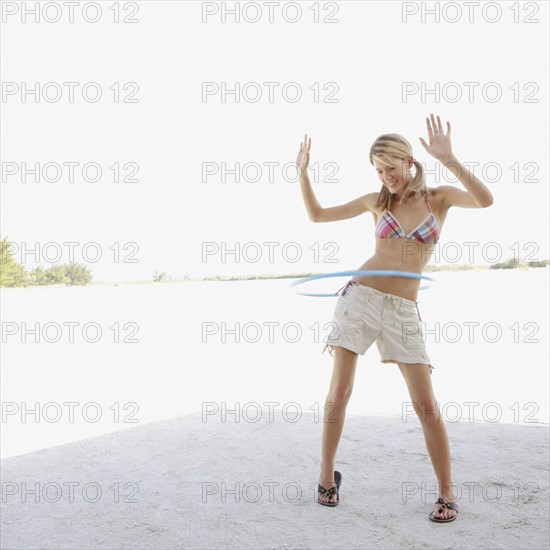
left=432, top=490, right=458, bottom=521
left=318, top=468, right=338, bottom=504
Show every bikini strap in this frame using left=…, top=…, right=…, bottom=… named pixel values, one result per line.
left=425, top=192, right=433, bottom=212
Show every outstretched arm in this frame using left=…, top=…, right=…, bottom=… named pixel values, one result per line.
left=420, top=114, right=494, bottom=209
left=296, top=133, right=375, bottom=222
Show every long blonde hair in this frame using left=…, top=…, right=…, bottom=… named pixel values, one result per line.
left=370, top=133, right=428, bottom=211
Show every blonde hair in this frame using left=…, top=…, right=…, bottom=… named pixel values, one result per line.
left=369, top=133, right=428, bottom=211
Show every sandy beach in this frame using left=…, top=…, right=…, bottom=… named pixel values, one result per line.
left=1, top=410, right=548, bottom=549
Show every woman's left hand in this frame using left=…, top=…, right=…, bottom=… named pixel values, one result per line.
left=419, top=114, right=453, bottom=162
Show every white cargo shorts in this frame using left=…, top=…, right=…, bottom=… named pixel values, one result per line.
left=322, top=280, right=435, bottom=374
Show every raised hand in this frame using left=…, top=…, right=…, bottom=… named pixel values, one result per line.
left=419, top=114, right=453, bottom=162
left=296, top=133, right=312, bottom=175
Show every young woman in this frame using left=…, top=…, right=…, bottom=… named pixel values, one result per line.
left=296, top=114, right=494, bottom=522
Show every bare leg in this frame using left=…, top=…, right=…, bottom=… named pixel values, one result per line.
left=318, top=346, right=359, bottom=504
left=398, top=362, right=457, bottom=520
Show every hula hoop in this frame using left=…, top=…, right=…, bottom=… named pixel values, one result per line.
left=290, top=270, right=435, bottom=297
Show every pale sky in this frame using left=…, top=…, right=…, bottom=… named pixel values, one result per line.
left=2, top=0, right=548, bottom=282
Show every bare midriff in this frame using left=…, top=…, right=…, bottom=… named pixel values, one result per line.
left=352, top=237, right=437, bottom=302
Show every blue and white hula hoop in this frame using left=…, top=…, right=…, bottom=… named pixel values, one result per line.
left=290, top=270, right=435, bottom=297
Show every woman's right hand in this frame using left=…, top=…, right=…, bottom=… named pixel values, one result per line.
left=296, top=133, right=312, bottom=175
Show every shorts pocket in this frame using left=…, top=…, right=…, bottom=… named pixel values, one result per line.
left=333, top=292, right=364, bottom=322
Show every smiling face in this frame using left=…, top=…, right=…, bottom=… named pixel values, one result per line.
left=373, top=155, right=413, bottom=195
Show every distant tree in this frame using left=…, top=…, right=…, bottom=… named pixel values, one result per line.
left=525, top=260, right=549, bottom=268
left=42, top=265, right=70, bottom=284
left=1, top=238, right=94, bottom=287
left=489, top=257, right=522, bottom=270
left=153, top=270, right=168, bottom=282
left=63, top=263, right=93, bottom=285
left=0, top=238, right=29, bottom=287
left=28, top=266, right=49, bottom=286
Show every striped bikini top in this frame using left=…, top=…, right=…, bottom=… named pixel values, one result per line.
left=375, top=193, right=440, bottom=244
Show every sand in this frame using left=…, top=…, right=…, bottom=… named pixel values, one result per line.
left=1, top=411, right=549, bottom=549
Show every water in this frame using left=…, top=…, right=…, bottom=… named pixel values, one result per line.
left=1, top=268, right=548, bottom=458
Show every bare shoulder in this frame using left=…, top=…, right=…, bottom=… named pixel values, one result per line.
left=428, top=184, right=493, bottom=209
left=363, top=191, right=382, bottom=213
left=426, top=185, right=443, bottom=199
left=426, top=186, right=449, bottom=210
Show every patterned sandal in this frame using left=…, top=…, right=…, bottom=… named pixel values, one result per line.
left=317, top=470, right=342, bottom=507
left=429, top=497, right=458, bottom=522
